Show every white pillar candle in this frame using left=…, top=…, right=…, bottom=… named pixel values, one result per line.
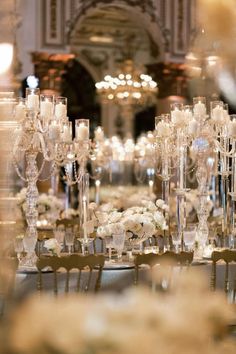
left=41, top=99, right=53, bottom=118
left=49, top=121, right=61, bottom=140
left=184, top=109, right=193, bottom=121
left=157, top=121, right=171, bottom=137
left=171, top=107, right=182, bottom=123
left=76, top=123, right=89, bottom=141
left=27, top=94, right=39, bottom=110
left=211, top=105, right=224, bottom=124
left=188, top=119, right=198, bottom=135
left=55, top=102, right=67, bottom=119
left=62, top=125, right=72, bottom=142
left=95, top=127, right=104, bottom=141
left=228, top=119, right=236, bottom=136
left=194, top=101, right=206, bottom=116
left=15, top=102, right=26, bottom=120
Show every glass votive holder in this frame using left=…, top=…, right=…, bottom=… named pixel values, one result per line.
left=62, top=121, right=72, bottom=142
left=228, top=114, right=236, bottom=137
left=40, top=94, right=54, bottom=119
left=170, top=103, right=183, bottom=124
left=49, top=120, right=61, bottom=141
left=193, top=96, right=207, bottom=117
left=94, top=126, right=104, bottom=141
left=66, top=143, right=76, bottom=161
left=54, top=96, right=67, bottom=119
left=26, top=87, right=40, bottom=111
left=75, top=118, right=90, bottom=141
left=210, top=100, right=224, bottom=124
left=183, top=105, right=193, bottom=119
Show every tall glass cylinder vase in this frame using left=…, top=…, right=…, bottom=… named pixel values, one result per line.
left=229, top=146, right=236, bottom=248
left=161, top=145, right=171, bottom=249
left=176, top=132, right=187, bottom=251
left=78, top=172, right=90, bottom=254
left=218, top=136, right=230, bottom=246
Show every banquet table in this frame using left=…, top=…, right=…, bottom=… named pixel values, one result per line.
left=15, top=259, right=236, bottom=301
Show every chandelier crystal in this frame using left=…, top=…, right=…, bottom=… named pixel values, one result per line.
left=95, top=59, right=158, bottom=106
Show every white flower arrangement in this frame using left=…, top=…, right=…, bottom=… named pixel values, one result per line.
left=94, top=199, right=167, bottom=244
left=44, top=238, right=61, bottom=256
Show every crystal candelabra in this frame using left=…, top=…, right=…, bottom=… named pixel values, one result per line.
left=169, top=102, right=195, bottom=250
left=13, top=89, right=93, bottom=263
left=210, top=100, right=232, bottom=245
left=13, top=89, right=59, bottom=265
left=155, top=113, right=174, bottom=247
left=228, top=114, right=236, bottom=247
left=189, top=98, right=215, bottom=251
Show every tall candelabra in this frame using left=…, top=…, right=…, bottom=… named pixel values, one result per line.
left=155, top=113, right=174, bottom=247
left=13, top=88, right=92, bottom=264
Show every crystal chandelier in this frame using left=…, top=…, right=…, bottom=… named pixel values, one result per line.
left=95, top=59, right=158, bottom=106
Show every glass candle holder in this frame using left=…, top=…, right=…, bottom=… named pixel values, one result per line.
left=49, top=120, right=61, bottom=141
left=94, top=126, right=104, bottom=141
left=193, top=96, right=207, bottom=117
left=183, top=105, right=193, bottom=120
left=55, top=96, right=67, bottom=119
left=210, top=100, right=224, bottom=125
left=170, top=102, right=184, bottom=126
left=75, top=119, right=89, bottom=141
left=40, top=94, right=54, bottom=121
left=26, top=88, right=40, bottom=111
left=62, top=121, right=72, bottom=142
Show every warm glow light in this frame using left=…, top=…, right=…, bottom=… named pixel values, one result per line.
left=0, top=43, right=13, bottom=74
left=89, top=36, right=113, bottom=43
left=95, top=60, right=158, bottom=105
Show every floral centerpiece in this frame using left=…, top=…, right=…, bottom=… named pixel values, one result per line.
left=16, top=188, right=64, bottom=227
left=94, top=199, right=168, bottom=246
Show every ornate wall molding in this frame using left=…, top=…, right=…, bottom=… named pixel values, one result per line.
left=41, top=0, right=66, bottom=48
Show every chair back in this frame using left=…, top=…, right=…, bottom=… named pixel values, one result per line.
left=36, top=254, right=105, bottom=295
left=0, top=257, right=19, bottom=315
left=211, top=249, right=236, bottom=301
left=134, top=251, right=193, bottom=287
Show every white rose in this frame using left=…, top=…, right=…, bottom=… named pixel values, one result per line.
left=96, top=212, right=109, bottom=225
left=109, top=211, right=122, bottom=223
left=153, top=211, right=165, bottom=228
left=155, top=199, right=165, bottom=209
left=142, top=221, right=155, bottom=237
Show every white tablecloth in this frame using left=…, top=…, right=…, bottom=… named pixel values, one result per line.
left=15, top=260, right=236, bottom=302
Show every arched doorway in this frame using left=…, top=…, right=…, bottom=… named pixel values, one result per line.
left=61, top=59, right=101, bottom=132
left=67, top=2, right=165, bottom=138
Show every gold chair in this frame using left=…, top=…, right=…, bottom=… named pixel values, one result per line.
left=211, top=249, right=236, bottom=301
left=0, top=257, right=19, bottom=315
left=36, top=254, right=105, bottom=295
left=134, top=251, right=193, bottom=287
